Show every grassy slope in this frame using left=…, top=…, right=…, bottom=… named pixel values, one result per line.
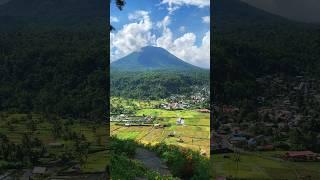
left=212, top=151, right=320, bottom=179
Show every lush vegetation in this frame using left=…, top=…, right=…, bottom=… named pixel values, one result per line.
left=0, top=112, right=108, bottom=173
left=110, top=137, right=210, bottom=179
left=111, top=70, right=209, bottom=100
left=212, top=151, right=320, bottom=179
left=0, top=30, right=108, bottom=120
left=110, top=137, right=177, bottom=179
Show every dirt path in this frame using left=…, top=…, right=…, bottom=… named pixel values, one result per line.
left=135, top=147, right=172, bottom=176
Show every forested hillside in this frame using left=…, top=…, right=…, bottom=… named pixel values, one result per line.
left=111, top=70, right=209, bottom=100
left=0, top=30, right=108, bottom=120
left=213, top=17, right=320, bottom=105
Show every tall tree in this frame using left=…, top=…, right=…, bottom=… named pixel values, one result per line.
left=110, top=0, right=126, bottom=31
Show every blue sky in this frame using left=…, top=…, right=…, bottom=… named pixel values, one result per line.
left=110, top=0, right=210, bottom=68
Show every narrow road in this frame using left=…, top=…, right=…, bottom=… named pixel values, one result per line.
left=134, top=148, right=172, bottom=177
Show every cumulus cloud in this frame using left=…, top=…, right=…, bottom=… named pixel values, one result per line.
left=160, top=0, right=210, bottom=13
left=202, top=16, right=210, bottom=24
left=156, top=15, right=171, bottom=29
left=110, top=10, right=156, bottom=61
left=156, top=16, right=210, bottom=68
left=110, top=16, right=119, bottom=23
left=128, top=10, right=149, bottom=20
left=111, top=12, right=210, bottom=68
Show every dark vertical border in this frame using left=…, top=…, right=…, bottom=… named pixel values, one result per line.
left=106, top=0, right=111, bottom=178
left=210, top=0, right=216, bottom=151
left=106, top=0, right=110, bottom=139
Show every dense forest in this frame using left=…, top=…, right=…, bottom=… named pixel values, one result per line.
left=111, top=70, right=209, bottom=100
left=0, top=30, right=108, bottom=120
left=213, top=24, right=320, bottom=105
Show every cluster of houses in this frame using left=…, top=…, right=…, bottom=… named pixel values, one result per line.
left=159, top=87, right=209, bottom=110
left=111, top=114, right=154, bottom=126
left=160, top=102, right=190, bottom=110
left=211, top=74, right=320, bottom=161
left=190, top=93, right=207, bottom=104
left=111, top=114, right=187, bottom=128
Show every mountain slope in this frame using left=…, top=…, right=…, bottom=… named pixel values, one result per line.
left=214, top=0, right=307, bottom=30
left=111, top=46, right=202, bottom=71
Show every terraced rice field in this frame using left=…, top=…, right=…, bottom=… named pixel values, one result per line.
left=111, top=109, right=210, bottom=155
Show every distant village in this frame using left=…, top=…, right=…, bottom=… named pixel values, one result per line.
left=212, top=74, right=320, bottom=162
left=111, top=114, right=188, bottom=127
left=158, top=88, right=209, bottom=111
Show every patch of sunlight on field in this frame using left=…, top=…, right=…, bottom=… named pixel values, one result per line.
left=115, top=131, right=140, bottom=140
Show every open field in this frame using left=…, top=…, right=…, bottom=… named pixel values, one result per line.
left=212, top=151, right=320, bottom=180
left=111, top=108, right=210, bottom=155
left=0, top=112, right=108, bottom=174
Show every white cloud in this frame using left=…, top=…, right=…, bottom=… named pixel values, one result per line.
left=156, top=16, right=210, bottom=68
left=128, top=10, right=149, bottom=20
left=179, top=26, right=186, bottom=32
left=202, top=16, right=210, bottom=24
left=110, top=11, right=156, bottom=61
left=156, top=15, right=171, bottom=29
left=111, top=13, right=210, bottom=68
left=160, top=0, right=210, bottom=13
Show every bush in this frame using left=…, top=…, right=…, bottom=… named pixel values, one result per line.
left=148, top=143, right=211, bottom=179
left=110, top=137, right=137, bottom=158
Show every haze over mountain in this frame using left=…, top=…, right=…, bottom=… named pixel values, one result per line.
left=241, top=0, right=320, bottom=23
left=214, top=0, right=291, bottom=28
left=111, top=46, right=203, bottom=71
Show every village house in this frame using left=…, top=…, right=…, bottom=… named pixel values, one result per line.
left=176, top=117, right=185, bottom=125
left=284, top=151, right=319, bottom=161
left=161, top=102, right=189, bottom=110
left=153, top=123, right=162, bottom=129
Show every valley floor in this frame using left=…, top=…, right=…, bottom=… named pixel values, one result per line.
left=212, top=151, right=320, bottom=180
left=0, top=112, right=108, bottom=179
left=111, top=108, right=210, bottom=155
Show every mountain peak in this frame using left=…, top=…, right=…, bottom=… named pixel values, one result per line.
left=111, top=46, right=202, bottom=71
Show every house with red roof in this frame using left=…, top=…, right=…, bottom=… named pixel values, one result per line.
left=284, top=151, right=318, bottom=161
